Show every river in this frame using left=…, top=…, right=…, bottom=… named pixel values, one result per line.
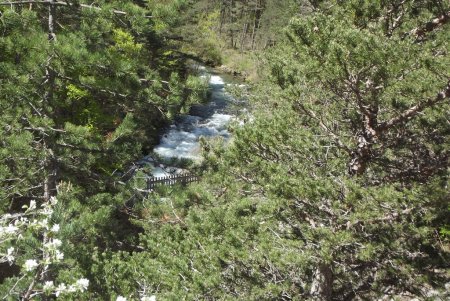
left=143, top=66, right=243, bottom=177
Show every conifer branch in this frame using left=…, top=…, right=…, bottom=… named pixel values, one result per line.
left=55, top=142, right=104, bottom=154
left=410, top=10, right=450, bottom=40
left=54, top=72, right=166, bottom=116
left=0, top=1, right=154, bottom=18
left=378, top=79, right=450, bottom=131
left=294, top=102, right=352, bottom=155
left=54, top=72, right=129, bottom=99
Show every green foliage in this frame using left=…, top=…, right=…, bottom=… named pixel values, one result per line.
left=111, top=28, right=143, bottom=55
left=90, top=1, right=448, bottom=300
left=1, top=0, right=449, bottom=300
left=146, top=0, right=189, bottom=33
left=0, top=0, right=210, bottom=299
left=66, top=84, right=89, bottom=101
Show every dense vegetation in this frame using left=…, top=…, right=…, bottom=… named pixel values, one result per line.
left=1, top=0, right=449, bottom=300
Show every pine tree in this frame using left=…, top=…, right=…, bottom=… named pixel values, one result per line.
left=92, top=1, right=449, bottom=300
left=0, top=0, right=203, bottom=210
left=1, top=1, right=448, bottom=300
left=0, top=1, right=206, bottom=298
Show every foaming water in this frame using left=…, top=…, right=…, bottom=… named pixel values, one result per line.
left=209, top=75, right=225, bottom=85
left=150, top=70, right=234, bottom=177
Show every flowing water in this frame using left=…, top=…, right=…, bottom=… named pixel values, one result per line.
left=144, top=67, right=241, bottom=177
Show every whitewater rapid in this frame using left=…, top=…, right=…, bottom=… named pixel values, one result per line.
left=150, top=71, right=235, bottom=177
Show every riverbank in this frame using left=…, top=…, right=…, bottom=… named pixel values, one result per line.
left=216, top=49, right=260, bottom=82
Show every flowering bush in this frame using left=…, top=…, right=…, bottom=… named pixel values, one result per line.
left=0, top=197, right=89, bottom=299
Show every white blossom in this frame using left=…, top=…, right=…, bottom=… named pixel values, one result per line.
left=55, top=283, right=67, bottom=297
left=38, top=218, right=49, bottom=229
left=24, top=259, right=38, bottom=271
left=75, top=278, right=89, bottom=292
left=6, top=247, right=14, bottom=263
left=117, top=296, right=127, bottom=301
left=41, top=207, right=53, bottom=216
left=50, top=196, right=58, bottom=205
left=46, top=238, right=62, bottom=249
left=1, top=195, right=90, bottom=299
left=43, top=281, right=55, bottom=291
left=5, top=224, right=18, bottom=234
left=29, top=200, right=36, bottom=211
left=51, top=224, right=60, bottom=233
left=53, top=238, right=62, bottom=248
left=141, top=296, right=156, bottom=301
left=55, top=250, right=64, bottom=261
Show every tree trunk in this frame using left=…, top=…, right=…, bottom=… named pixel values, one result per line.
left=229, top=0, right=236, bottom=48
left=310, top=264, right=333, bottom=300
left=250, top=9, right=258, bottom=50
left=250, top=0, right=262, bottom=50
left=43, top=0, right=58, bottom=202
left=48, top=0, right=55, bottom=41
left=219, top=5, right=225, bottom=35
left=240, top=22, right=248, bottom=52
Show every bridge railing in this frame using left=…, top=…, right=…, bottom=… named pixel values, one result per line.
left=146, top=174, right=200, bottom=190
